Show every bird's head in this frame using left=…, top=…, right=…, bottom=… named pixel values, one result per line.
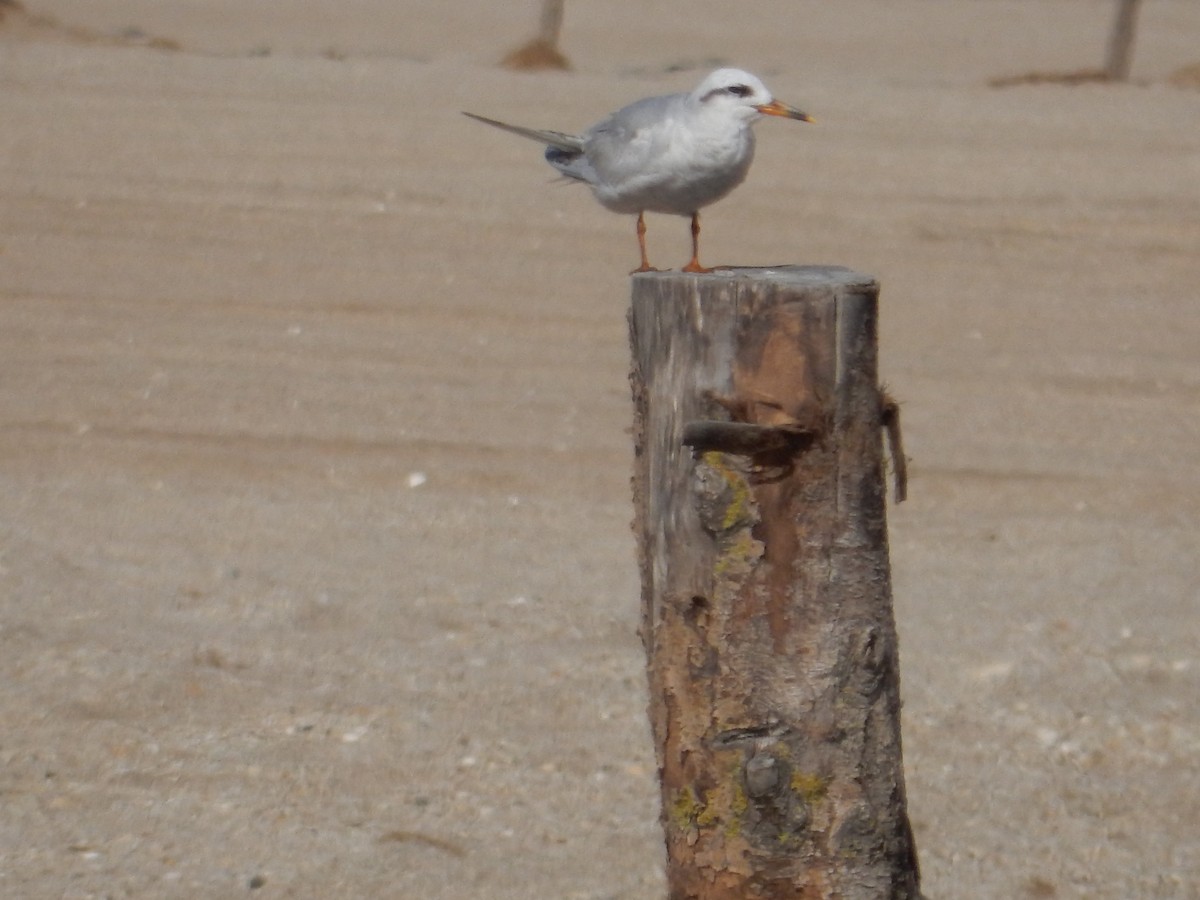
left=692, top=68, right=813, bottom=124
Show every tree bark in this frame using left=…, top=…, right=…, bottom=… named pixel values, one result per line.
left=628, top=267, right=920, bottom=899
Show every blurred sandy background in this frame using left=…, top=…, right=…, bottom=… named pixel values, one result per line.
left=2, top=1, right=1198, bottom=897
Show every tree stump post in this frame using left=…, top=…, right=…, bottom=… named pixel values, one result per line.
left=628, top=267, right=920, bottom=899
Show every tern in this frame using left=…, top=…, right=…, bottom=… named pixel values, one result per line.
left=464, top=68, right=813, bottom=273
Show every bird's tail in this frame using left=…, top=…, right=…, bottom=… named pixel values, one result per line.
left=461, top=111, right=583, bottom=153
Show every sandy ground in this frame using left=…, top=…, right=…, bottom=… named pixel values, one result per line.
left=2, top=1, right=1199, bottom=897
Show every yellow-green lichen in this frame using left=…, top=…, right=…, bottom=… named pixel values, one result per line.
left=723, top=776, right=748, bottom=837
left=669, top=787, right=703, bottom=831
left=670, top=774, right=750, bottom=838
left=713, top=529, right=757, bottom=579
left=694, top=797, right=720, bottom=829
left=701, top=451, right=755, bottom=531
left=729, top=774, right=749, bottom=817
left=790, top=771, right=830, bottom=805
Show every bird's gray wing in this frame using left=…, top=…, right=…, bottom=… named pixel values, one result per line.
left=583, top=93, right=686, bottom=183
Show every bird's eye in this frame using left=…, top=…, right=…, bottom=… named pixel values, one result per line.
left=726, top=84, right=752, bottom=98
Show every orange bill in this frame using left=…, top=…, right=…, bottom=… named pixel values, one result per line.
left=755, top=99, right=814, bottom=122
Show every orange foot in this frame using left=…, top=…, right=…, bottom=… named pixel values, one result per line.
left=681, top=260, right=714, bottom=274
left=630, top=264, right=661, bottom=274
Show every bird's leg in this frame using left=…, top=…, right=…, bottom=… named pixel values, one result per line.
left=681, top=212, right=714, bottom=274
left=630, top=212, right=659, bottom=274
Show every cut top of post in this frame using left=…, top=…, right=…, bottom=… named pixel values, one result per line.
left=632, top=264, right=878, bottom=293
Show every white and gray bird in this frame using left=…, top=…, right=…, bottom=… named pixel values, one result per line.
left=463, top=68, right=812, bottom=273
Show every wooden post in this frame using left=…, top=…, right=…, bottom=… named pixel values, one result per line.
left=501, top=0, right=570, bottom=70
left=628, top=267, right=920, bottom=899
left=1104, top=0, right=1143, bottom=81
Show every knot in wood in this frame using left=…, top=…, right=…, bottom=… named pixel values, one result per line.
left=744, top=754, right=782, bottom=798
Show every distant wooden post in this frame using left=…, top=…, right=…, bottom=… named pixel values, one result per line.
left=501, top=0, right=570, bottom=70
left=628, top=267, right=920, bottom=899
left=1104, top=0, right=1144, bottom=81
